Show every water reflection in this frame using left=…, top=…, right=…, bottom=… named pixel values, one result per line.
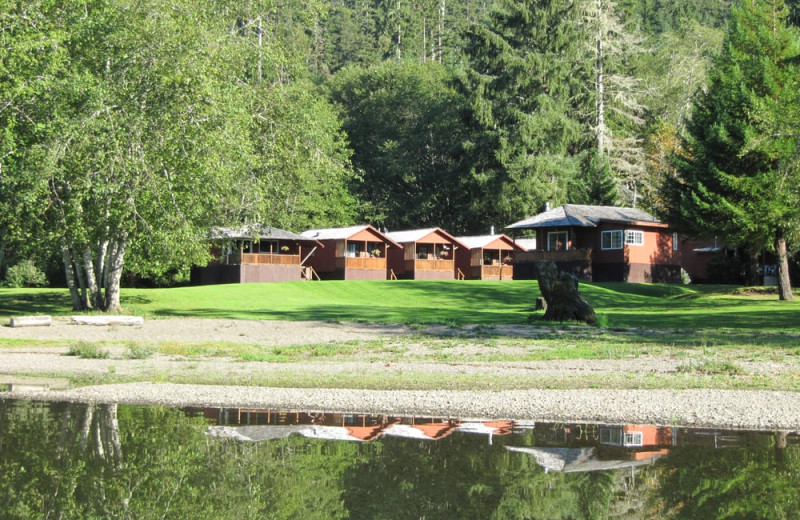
left=1, top=399, right=798, bottom=519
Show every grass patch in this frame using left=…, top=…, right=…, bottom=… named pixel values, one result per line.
left=3, top=281, right=798, bottom=332
left=124, top=342, right=157, bottom=359
left=676, top=360, right=745, bottom=376
left=66, top=341, right=110, bottom=359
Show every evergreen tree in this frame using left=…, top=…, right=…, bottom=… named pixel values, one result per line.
left=458, top=0, right=594, bottom=226
left=667, top=0, right=800, bottom=299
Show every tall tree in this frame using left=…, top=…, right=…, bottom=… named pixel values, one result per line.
left=458, top=0, right=594, bottom=226
left=667, top=0, right=800, bottom=299
left=580, top=0, right=647, bottom=207
left=328, top=60, right=476, bottom=233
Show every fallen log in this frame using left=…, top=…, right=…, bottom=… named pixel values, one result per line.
left=70, top=316, right=144, bottom=327
left=8, top=315, right=52, bottom=328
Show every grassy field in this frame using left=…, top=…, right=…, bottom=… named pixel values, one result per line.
left=2, top=281, right=799, bottom=392
left=1, top=280, right=798, bottom=332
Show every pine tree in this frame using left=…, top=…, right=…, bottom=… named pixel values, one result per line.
left=668, top=0, right=800, bottom=300
left=458, top=0, right=594, bottom=225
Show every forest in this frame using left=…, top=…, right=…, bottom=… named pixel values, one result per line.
left=1, top=0, right=799, bottom=309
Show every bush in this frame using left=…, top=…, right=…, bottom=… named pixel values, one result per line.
left=66, top=341, right=110, bottom=359
left=4, top=259, right=47, bottom=288
left=125, top=343, right=157, bottom=359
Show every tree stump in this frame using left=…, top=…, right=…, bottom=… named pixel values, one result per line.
left=534, top=261, right=597, bottom=325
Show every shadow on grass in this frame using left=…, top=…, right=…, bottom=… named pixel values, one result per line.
left=0, top=290, right=74, bottom=317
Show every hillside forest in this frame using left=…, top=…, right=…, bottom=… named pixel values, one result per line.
left=1, top=0, right=799, bottom=309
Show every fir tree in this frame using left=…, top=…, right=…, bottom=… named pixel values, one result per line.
left=668, top=0, right=800, bottom=300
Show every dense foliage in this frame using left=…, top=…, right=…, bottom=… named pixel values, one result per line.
left=2, top=0, right=798, bottom=301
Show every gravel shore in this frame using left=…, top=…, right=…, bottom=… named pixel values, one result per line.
left=3, top=317, right=800, bottom=431
left=9, top=383, right=800, bottom=431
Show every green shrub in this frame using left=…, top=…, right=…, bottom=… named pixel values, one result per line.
left=4, top=259, right=47, bottom=288
left=67, top=341, right=110, bottom=359
left=125, top=343, right=157, bottom=359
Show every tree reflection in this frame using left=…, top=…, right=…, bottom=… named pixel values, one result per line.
left=1, top=400, right=799, bottom=519
left=652, top=432, right=800, bottom=519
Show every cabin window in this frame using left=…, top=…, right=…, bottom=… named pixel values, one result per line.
left=417, top=245, right=429, bottom=259
left=241, top=240, right=253, bottom=253
left=599, top=428, right=622, bottom=445
left=547, top=231, right=568, bottom=251
left=347, top=242, right=362, bottom=258
left=625, top=230, right=644, bottom=246
left=260, top=240, right=279, bottom=254
left=673, top=232, right=679, bottom=251
left=623, top=432, right=644, bottom=446
left=601, top=230, right=623, bottom=250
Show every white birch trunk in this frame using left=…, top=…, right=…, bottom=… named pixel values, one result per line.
left=776, top=233, right=794, bottom=301
left=104, top=238, right=127, bottom=312
left=61, top=243, right=83, bottom=311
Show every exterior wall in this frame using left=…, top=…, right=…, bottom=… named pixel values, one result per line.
left=387, top=247, right=406, bottom=277
left=591, top=225, right=680, bottom=283
left=454, top=249, right=473, bottom=279
left=411, top=263, right=455, bottom=280
left=190, top=265, right=241, bottom=285
left=514, top=248, right=593, bottom=280
left=240, top=264, right=302, bottom=283
left=344, top=267, right=388, bottom=280
left=305, top=239, right=340, bottom=274
left=681, top=239, right=718, bottom=283
left=519, top=224, right=680, bottom=283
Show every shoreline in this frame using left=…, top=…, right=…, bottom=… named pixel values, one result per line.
left=5, top=383, right=800, bottom=432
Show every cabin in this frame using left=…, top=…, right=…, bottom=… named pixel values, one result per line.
left=191, top=225, right=322, bottom=284
left=385, top=228, right=467, bottom=280
left=454, top=234, right=527, bottom=280
left=300, top=225, right=400, bottom=280
left=507, top=204, right=681, bottom=283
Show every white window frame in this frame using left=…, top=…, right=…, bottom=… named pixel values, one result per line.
left=625, top=230, right=644, bottom=246
left=547, top=231, right=569, bottom=251
left=601, top=230, right=623, bottom=250
left=623, top=432, right=644, bottom=446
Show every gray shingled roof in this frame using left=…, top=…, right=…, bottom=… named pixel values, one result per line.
left=506, top=204, right=660, bottom=230
left=385, top=228, right=467, bottom=248
left=209, top=224, right=311, bottom=241
left=301, top=225, right=402, bottom=248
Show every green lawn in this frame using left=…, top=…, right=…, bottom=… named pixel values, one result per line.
left=1, top=280, right=798, bottom=332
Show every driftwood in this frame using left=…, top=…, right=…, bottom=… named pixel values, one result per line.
left=8, top=315, right=52, bottom=328
left=70, top=316, right=144, bottom=327
left=534, top=261, right=597, bottom=325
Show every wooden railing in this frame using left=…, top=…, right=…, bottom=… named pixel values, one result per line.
left=241, top=253, right=301, bottom=266
left=411, top=259, right=453, bottom=271
left=338, top=257, right=387, bottom=270
left=516, top=248, right=592, bottom=263
left=482, top=265, right=511, bottom=278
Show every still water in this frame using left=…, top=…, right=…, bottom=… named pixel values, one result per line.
left=1, top=398, right=798, bottom=519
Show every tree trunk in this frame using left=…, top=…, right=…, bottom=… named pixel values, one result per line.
left=596, top=0, right=605, bottom=155
left=776, top=232, right=794, bottom=301
left=104, top=238, right=126, bottom=312
left=535, top=261, right=597, bottom=325
left=84, top=244, right=106, bottom=309
left=61, top=243, right=83, bottom=311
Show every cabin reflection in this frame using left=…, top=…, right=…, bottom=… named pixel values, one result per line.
left=197, top=407, right=798, bottom=470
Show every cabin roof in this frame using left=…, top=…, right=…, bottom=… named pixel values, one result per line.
left=301, top=225, right=401, bottom=247
left=456, top=234, right=525, bottom=251
left=386, top=228, right=467, bottom=248
left=506, top=204, right=661, bottom=230
left=209, top=225, right=313, bottom=242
